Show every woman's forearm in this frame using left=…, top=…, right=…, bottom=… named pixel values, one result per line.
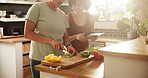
left=69, top=35, right=77, bottom=42
left=24, top=20, right=53, bottom=44
left=24, top=31, right=53, bottom=43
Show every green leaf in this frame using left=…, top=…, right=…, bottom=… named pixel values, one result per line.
left=138, top=20, right=148, bottom=36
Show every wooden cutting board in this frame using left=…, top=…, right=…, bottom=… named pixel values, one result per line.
left=41, top=53, right=94, bottom=69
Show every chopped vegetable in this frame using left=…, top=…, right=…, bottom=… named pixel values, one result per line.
left=44, top=54, right=62, bottom=63
left=65, top=54, right=73, bottom=58
left=86, top=47, right=100, bottom=51
left=50, top=56, right=62, bottom=63
left=80, top=51, right=91, bottom=57
left=86, top=47, right=100, bottom=54
left=93, top=51, right=103, bottom=60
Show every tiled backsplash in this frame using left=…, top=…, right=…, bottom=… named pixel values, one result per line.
left=95, top=29, right=127, bottom=38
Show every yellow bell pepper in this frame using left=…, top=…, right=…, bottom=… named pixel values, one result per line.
left=50, top=56, right=62, bottom=63
left=48, top=54, right=54, bottom=57
left=44, top=54, right=54, bottom=62
left=44, top=54, right=62, bottom=63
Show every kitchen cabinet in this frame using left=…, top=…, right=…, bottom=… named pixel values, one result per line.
left=99, top=37, right=148, bottom=78
left=0, top=37, right=31, bottom=78
left=0, top=18, right=25, bottom=36
left=22, top=41, right=31, bottom=78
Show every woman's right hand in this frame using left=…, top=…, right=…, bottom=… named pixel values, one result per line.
left=50, top=40, right=64, bottom=50
left=75, top=33, right=87, bottom=42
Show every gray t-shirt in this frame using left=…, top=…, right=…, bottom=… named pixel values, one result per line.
left=26, top=2, right=69, bottom=61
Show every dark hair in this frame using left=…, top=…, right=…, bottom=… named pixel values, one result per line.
left=68, top=0, right=91, bottom=10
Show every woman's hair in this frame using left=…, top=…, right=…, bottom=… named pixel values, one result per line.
left=68, top=0, right=91, bottom=10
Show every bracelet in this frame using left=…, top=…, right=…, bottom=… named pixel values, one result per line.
left=50, top=40, right=54, bottom=44
left=66, top=44, right=72, bottom=48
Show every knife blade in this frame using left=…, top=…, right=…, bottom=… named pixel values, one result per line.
left=62, top=45, right=70, bottom=55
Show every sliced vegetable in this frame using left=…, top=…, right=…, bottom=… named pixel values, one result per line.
left=65, top=54, right=73, bottom=58
left=44, top=54, right=62, bottom=63
left=80, top=51, right=91, bottom=57
left=86, top=47, right=100, bottom=51
left=50, top=56, right=62, bottom=63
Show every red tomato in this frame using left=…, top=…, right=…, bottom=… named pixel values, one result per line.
left=93, top=50, right=103, bottom=60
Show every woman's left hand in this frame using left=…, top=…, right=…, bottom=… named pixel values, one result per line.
left=67, top=46, right=77, bottom=55
left=75, top=33, right=87, bottom=42
left=89, top=36, right=99, bottom=41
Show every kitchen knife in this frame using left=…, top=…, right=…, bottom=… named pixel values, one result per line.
left=62, top=45, right=70, bottom=55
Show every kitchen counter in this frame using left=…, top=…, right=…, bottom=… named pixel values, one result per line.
left=98, top=37, right=148, bottom=78
left=0, top=36, right=30, bottom=78
left=0, top=36, right=127, bottom=78
left=99, top=37, right=148, bottom=61
left=96, top=36, right=128, bottom=43
left=0, top=36, right=30, bottom=43
left=34, top=36, right=128, bottom=78
left=89, top=36, right=128, bottom=47
left=35, top=60, right=104, bottom=78
left=0, top=36, right=127, bottom=43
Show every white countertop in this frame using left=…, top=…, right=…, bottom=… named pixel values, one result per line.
left=99, top=37, right=148, bottom=61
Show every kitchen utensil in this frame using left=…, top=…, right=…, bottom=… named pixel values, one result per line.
left=62, top=45, right=70, bottom=55
left=10, top=14, right=18, bottom=18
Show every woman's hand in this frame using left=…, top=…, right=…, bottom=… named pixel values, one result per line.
left=76, top=33, right=87, bottom=41
left=50, top=40, right=64, bottom=50
left=88, top=36, right=99, bottom=41
left=67, top=46, right=77, bottom=55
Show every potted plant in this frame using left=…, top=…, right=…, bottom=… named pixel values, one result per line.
left=116, top=17, right=139, bottom=39
left=113, top=0, right=141, bottom=39
left=138, top=19, right=148, bottom=36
